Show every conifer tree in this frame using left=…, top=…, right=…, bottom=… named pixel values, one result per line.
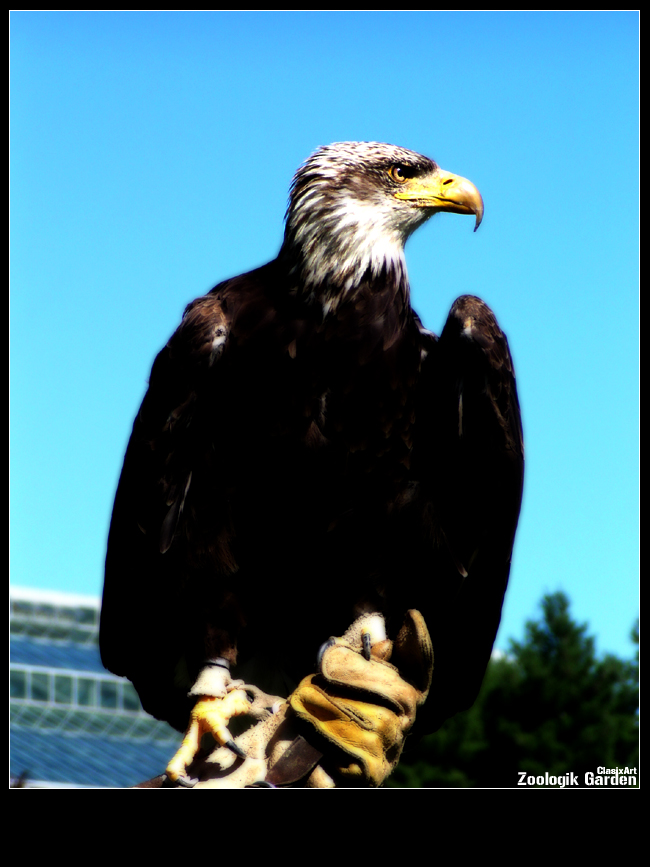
left=391, top=592, right=638, bottom=787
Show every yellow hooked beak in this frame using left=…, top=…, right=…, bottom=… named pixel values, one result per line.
left=394, top=168, right=484, bottom=231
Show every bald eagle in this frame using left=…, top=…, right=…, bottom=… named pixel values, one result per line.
left=100, top=142, right=523, bottom=784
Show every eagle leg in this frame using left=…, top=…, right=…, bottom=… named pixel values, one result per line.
left=360, top=612, right=388, bottom=660
left=165, top=661, right=252, bottom=787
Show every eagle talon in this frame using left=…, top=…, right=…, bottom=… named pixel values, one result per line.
left=362, top=632, right=372, bottom=661
left=165, top=689, right=252, bottom=785
left=317, top=637, right=338, bottom=670
left=175, top=774, right=198, bottom=788
left=225, top=738, right=247, bottom=759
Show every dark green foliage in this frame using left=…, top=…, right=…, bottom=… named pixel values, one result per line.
left=390, top=592, right=638, bottom=787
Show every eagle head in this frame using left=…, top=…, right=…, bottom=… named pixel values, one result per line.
left=281, top=141, right=483, bottom=301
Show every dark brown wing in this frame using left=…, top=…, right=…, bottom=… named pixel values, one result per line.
left=100, top=261, right=337, bottom=728
left=413, top=294, right=524, bottom=732
left=100, top=281, right=243, bottom=730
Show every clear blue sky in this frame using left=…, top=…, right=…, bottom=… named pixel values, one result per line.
left=10, top=11, right=638, bottom=659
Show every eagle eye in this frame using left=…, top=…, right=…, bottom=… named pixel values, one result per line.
left=388, top=165, right=413, bottom=184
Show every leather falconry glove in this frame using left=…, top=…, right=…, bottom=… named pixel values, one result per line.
left=289, top=609, right=434, bottom=787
